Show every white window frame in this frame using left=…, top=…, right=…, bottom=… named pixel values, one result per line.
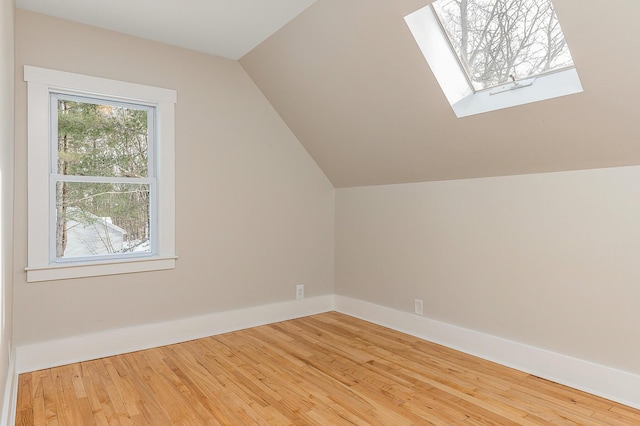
left=24, top=66, right=177, bottom=282
left=404, top=5, right=583, bottom=118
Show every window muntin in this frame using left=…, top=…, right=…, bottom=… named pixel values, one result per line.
left=51, top=95, right=155, bottom=261
left=431, top=0, right=575, bottom=92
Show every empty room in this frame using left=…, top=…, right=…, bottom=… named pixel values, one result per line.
left=2, top=0, right=640, bottom=424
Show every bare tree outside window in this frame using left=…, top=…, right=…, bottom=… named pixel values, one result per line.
left=432, top=0, right=574, bottom=91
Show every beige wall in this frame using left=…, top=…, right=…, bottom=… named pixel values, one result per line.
left=0, top=0, right=15, bottom=407
left=13, top=10, right=335, bottom=345
left=336, top=166, right=640, bottom=374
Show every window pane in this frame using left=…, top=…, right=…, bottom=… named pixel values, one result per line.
left=55, top=181, right=151, bottom=258
left=432, top=0, right=575, bottom=91
left=57, top=98, right=149, bottom=178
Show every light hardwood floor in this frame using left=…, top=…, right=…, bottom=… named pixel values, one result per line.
left=15, top=312, right=640, bottom=425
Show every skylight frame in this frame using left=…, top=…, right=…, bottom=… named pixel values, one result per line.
left=429, top=2, right=476, bottom=92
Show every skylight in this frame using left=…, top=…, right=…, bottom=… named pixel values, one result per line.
left=432, top=0, right=574, bottom=92
left=405, top=0, right=583, bottom=117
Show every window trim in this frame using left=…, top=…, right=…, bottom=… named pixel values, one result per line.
left=24, top=65, right=177, bottom=282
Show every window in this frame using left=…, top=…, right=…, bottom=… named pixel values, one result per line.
left=405, top=0, right=582, bottom=117
left=53, top=95, right=154, bottom=260
left=24, top=66, right=177, bottom=282
left=432, top=0, right=575, bottom=92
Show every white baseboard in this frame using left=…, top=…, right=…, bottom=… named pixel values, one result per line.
left=15, top=295, right=335, bottom=374
left=10, top=294, right=640, bottom=418
left=334, top=295, right=640, bottom=410
left=0, top=347, right=17, bottom=426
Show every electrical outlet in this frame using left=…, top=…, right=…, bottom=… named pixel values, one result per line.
left=414, top=299, right=423, bottom=316
left=296, top=284, right=304, bottom=300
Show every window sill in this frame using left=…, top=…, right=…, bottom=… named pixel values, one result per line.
left=25, top=256, right=177, bottom=283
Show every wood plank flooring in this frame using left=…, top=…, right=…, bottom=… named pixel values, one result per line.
left=15, top=312, right=640, bottom=425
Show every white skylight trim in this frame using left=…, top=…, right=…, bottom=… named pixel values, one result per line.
left=404, top=3, right=583, bottom=118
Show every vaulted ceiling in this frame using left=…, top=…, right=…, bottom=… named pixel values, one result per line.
left=16, top=0, right=640, bottom=188
left=241, top=0, right=640, bottom=187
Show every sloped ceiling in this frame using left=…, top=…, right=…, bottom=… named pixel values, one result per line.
left=241, top=0, right=640, bottom=187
